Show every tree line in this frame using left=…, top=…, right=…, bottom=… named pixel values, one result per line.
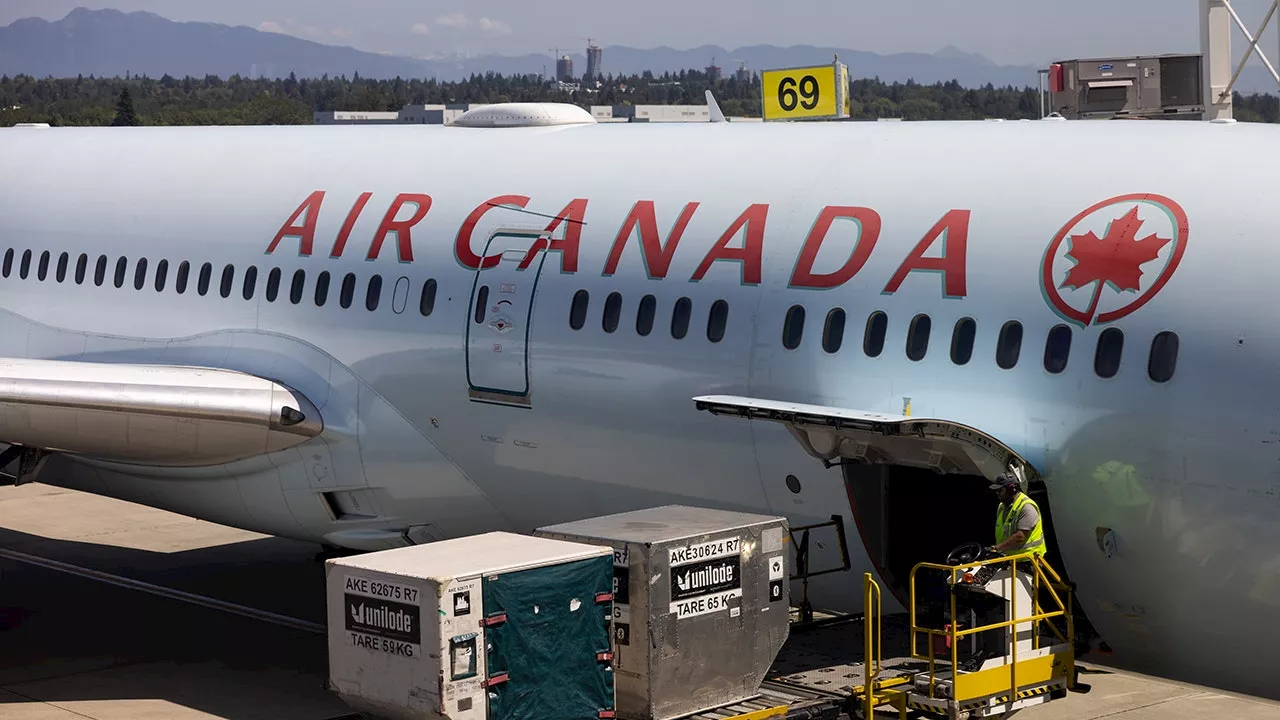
left=2, top=71, right=1278, bottom=126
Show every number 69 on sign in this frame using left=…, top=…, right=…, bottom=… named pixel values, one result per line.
left=760, top=61, right=849, bottom=121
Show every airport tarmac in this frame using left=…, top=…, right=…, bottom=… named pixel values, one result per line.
left=2, top=482, right=1279, bottom=720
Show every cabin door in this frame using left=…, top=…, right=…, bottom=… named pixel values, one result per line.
left=465, top=230, right=549, bottom=407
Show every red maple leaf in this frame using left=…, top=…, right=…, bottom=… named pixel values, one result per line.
left=1060, top=206, right=1171, bottom=293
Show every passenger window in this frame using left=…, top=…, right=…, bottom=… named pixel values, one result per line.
left=419, top=279, right=437, bottom=316
left=113, top=257, right=127, bottom=288
left=365, top=274, right=382, bottom=311
left=906, top=314, right=931, bottom=361
left=782, top=305, right=805, bottom=350
left=94, top=255, right=107, bottom=286
left=822, top=308, right=846, bottom=354
left=950, top=317, right=976, bottom=365
left=474, top=285, right=490, bottom=323
left=603, top=292, right=622, bottom=333
left=1044, top=324, right=1072, bottom=374
left=864, top=311, right=887, bottom=357
left=155, top=260, right=169, bottom=292
left=996, top=321, right=1023, bottom=369
left=1095, top=328, right=1124, bottom=379
left=56, top=252, right=69, bottom=283
left=2, top=249, right=12, bottom=278
left=314, top=271, right=330, bottom=306
left=197, top=262, right=212, bottom=296
left=37, top=251, right=50, bottom=281
left=220, top=264, right=235, bottom=298
left=20, top=250, right=31, bottom=279
left=671, top=297, right=692, bottom=339
left=75, top=254, right=88, bottom=285
left=1148, top=331, right=1179, bottom=383
left=340, top=273, right=356, bottom=309
left=242, top=266, right=256, bottom=300
left=134, top=258, right=148, bottom=290
left=290, top=269, right=305, bottom=304
left=707, top=299, right=729, bottom=343
left=636, top=294, right=656, bottom=336
left=176, top=261, right=190, bottom=294
left=569, top=289, right=589, bottom=330
left=265, top=267, right=280, bottom=301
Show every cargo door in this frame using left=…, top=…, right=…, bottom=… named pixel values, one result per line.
left=482, top=555, right=614, bottom=720
left=465, top=229, right=550, bottom=408
left=691, top=394, right=1053, bottom=607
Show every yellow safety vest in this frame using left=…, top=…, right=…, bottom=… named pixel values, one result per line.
left=995, top=492, right=1046, bottom=557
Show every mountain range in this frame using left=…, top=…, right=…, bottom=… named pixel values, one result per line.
left=2, top=7, right=1274, bottom=94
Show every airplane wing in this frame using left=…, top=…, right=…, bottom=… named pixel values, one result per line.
left=0, top=357, right=322, bottom=477
left=692, top=394, right=1029, bottom=481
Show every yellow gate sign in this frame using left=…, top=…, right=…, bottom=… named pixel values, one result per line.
left=761, top=60, right=849, bottom=121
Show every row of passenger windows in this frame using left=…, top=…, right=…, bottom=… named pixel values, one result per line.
left=1, top=249, right=440, bottom=316
left=568, top=289, right=731, bottom=342
left=566, top=290, right=1179, bottom=384
left=786, top=305, right=1178, bottom=382
left=7, top=248, right=1177, bottom=384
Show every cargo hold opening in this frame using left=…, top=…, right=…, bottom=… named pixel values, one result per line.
left=844, top=463, right=997, bottom=607
left=690, top=395, right=1075, bottom=610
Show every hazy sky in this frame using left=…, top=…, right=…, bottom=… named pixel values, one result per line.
left=4, top=0, right=1280, bottom=67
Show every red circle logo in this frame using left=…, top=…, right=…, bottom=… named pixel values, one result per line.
left=1040, top=194, right=1189, bottom=327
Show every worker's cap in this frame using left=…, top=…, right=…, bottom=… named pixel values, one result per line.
left=988, top=473, right=1020, bottom=490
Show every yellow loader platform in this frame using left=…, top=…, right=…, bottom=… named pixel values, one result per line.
left=701, top=550, right=1082, bottom=720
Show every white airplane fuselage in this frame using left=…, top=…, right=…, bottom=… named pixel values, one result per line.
left=2, top=117, right=1278, bottom=699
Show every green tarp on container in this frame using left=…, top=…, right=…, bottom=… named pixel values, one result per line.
left=483, top=554, right=614, bottom=720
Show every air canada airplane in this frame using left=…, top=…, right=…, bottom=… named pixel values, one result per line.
left=0, top=104, right=1275, bottom=700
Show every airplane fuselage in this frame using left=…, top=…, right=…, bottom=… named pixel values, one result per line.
left=2, top=118, right=1278, bottom=699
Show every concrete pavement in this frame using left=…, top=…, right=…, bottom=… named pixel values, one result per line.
left=1, top=482, right=1278, bottom=719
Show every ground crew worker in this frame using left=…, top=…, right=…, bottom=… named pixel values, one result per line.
left=987, top=473, right=1046, bottom=557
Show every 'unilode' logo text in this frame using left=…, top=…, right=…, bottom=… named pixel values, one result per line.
left=344, top=593, right=420, bottom=644
left=671, top=556, right=741, bottom=602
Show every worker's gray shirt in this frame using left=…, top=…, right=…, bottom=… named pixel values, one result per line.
left=1015, top=501, right=1039, bottom=534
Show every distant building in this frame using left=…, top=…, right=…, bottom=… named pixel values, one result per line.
left=705, top=61, right=722, bottom=82
left=609, top=104, right=712, bottom=122
left=316, top=103, right=759, bottom=126
left=735, top=65, right=752, bottom=84
left=586, top=43, right=603, bottom=80
left=556, top=55, right=574, bottom=82
left=399, top=104, right=477, bottom=124
left=313, top=111, right=400, bottom=125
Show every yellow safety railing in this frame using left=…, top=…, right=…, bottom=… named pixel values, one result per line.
left=859, top=572, right=910, bottom=719
left=908, top=551, right=1075, bottom=706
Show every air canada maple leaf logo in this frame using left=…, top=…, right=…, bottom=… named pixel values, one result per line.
left=1041, top=194, right=1189, bottom=327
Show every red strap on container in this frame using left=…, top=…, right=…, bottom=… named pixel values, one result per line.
left=483, top=613, right=507, bottom=627
left=595, top=592, right=614, bottom=604
left=596, top=651, right=613, bottom=662
left=598, top=711, right=616, bottom=719
left=484, top=673, right=509, bottom=688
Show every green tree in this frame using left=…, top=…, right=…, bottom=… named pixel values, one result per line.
left=111, top=87, right=139, bottom=126
left=3, top=72, right=1278, bottom=127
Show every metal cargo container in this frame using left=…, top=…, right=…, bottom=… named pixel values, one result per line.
left=326, top=531, right=615, bottom=720
left=535, top=506, right=790, bottom=720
